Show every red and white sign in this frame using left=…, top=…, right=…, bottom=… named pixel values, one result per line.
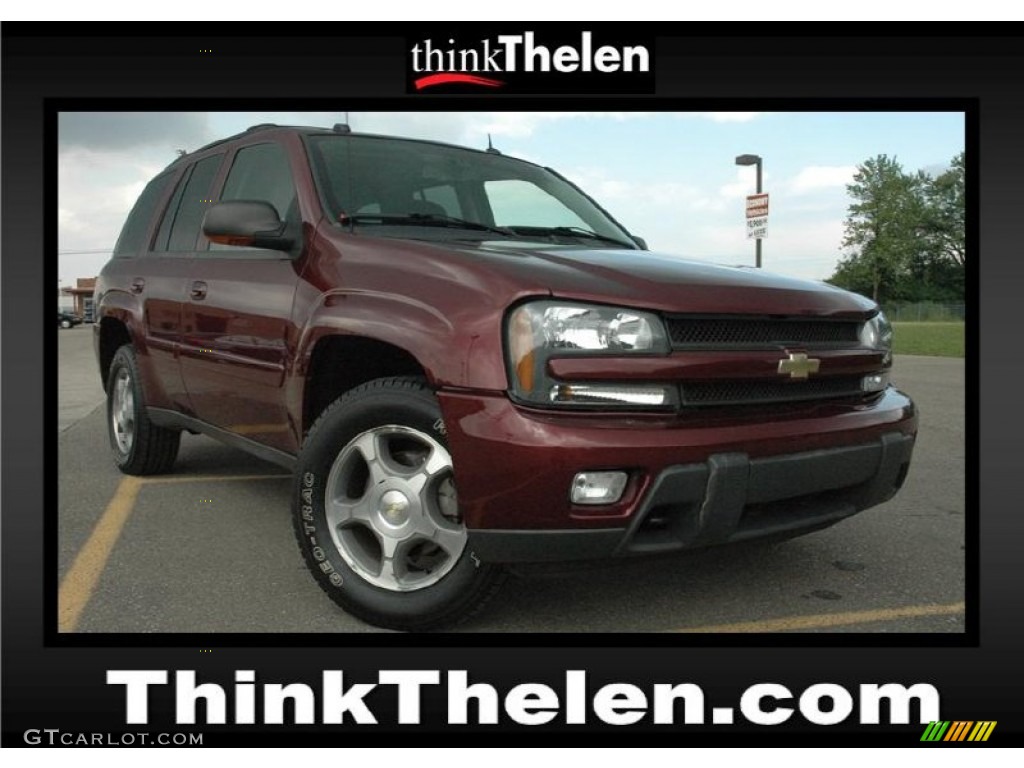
left=745, top=193, right=769, bottom=239
left=745, top=193, right=769, bottom=218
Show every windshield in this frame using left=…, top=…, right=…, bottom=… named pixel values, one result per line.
left=305, top=135, right=636, bottom=247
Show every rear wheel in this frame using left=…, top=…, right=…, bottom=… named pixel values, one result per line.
left=60, top=319, right=72, bottom=329
left=106, top=345, right=180, bottom=475
left=293, top=377, right=505, bottom=631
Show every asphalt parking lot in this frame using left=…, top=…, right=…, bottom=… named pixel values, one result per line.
left=57, top=325, right=966, bottom=633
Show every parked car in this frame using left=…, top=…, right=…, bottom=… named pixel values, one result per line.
left=94, top=124, right=917, bottom=630
left=58, top=311, right=82, bottom=329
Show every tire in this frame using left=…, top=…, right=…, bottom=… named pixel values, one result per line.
left=61, top=319, right=72, bottom=329
left=106, top=344, right=181, bottom=475
left=293, top=377, right=505, bottom=631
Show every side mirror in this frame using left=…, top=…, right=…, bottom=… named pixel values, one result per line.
left=631, top=235, right=649, bottom=250
left=202, top=200, right=294, bottom=251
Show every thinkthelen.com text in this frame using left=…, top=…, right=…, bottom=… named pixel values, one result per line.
left=106, top=669, right=940, bottom=727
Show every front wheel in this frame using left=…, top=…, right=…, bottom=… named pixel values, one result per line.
left=292, top=377, right=505, bottom=631
left=61, top=319, right=72, bottom=329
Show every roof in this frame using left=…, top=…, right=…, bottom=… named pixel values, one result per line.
left=168, top=123, right=534, bottom=169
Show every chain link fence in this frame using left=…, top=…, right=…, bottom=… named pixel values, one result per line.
left=881, top=302, right=965, bottom=322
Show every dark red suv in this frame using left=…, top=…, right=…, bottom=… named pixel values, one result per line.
left=94, top=124, right=916, bottom=630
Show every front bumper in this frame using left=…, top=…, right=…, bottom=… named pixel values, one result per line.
left=468, top=432, right=914, bottom=562
left=438, top=387, right=916, bottom=562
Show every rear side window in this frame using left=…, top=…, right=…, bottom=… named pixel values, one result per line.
left=154, top=154, right=223, bottom=252
left=112, top=171, right=174, bottom=256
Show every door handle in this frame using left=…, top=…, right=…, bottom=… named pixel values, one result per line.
left=190, top=281, right=208, bottom=300
left=130, top=277, right=145, bottom=294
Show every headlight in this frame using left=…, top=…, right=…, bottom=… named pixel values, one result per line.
left=860, top=311, right=893, bottom=350
left=525, top=302, right=666, bottom=353
left=506, top=300, right=674, bottom=409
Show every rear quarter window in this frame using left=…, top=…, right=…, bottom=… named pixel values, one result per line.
left=112, top=170, right=175, bottom=257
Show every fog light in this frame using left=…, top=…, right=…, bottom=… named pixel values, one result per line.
left=571, top=471, right=628, bottom=505
left=862, top=372, right=890, bottom=393
left=550, top=383, right=672, bottom=407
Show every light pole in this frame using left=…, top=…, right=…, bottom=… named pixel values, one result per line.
left=735, top=153, right=763, bottom=268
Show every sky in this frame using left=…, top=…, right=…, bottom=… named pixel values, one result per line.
left=57, top=110, right=964, bottom=289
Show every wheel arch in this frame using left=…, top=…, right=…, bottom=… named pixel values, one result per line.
left=298, top=333, right=430, bottom=439
left=96, top=312, right=134, bottom=393
left=292, top=289, right=506, bottom=438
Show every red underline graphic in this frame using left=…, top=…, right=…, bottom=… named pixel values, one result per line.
left=414, top=73, right=506, bottom=90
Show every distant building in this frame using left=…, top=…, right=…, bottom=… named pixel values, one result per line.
left=62, top=277, right=97, bottom=321
left=57, top=282, right=74, bottom=312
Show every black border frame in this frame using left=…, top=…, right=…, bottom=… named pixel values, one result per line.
left=7, top=24, right=1008, bottom=743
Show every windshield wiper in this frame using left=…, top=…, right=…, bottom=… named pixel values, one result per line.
left=340, top=212, right=512, bottom=237
left=505, top=225, right=635, bottom=249
left=338, top=215, right=633, bottom=248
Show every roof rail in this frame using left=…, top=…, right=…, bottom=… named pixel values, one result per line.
left=176, top=123, right=284, bottom=160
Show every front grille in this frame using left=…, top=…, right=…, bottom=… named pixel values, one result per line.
left=667, top=316, right=861, bottom=348
left=681, top=376, right=865, bottom=407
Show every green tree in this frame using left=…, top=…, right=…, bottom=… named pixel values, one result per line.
left=831, top=155, right=925, bottom=302
left=829, top=151, right=965, bottom=303
left=922, top=151, right=965, bottom=267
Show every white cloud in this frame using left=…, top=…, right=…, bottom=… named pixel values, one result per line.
left=561, top=166, right=705, bottom=219
left=345, top=111, right=658, bottom=144
left=341, top=111, right=661, bottom=144
left=470, top=111, right=654, bottom=139
left=698, top=112, right=762, bottom=123
left=398, top=110, right=764, bottom=141
left=557, top=162, right=847, bottom=282
left=667, top=217, right=845, bottom=281
left=760, top=218, right=847, bottom=280
left=719, top=179, right=751, bottom=200
left=58, top=208, right=81, bottom=232
left=790, top=165, right=856, bottom=194
left=58, top=145, right=170, bottom=271
left=719, top=167, right=767, bottom=201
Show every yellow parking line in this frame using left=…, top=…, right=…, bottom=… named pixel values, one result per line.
left=59, top=476, right=144, bottom=632
left=59, top=472, right=291, bottom=632
left=62, top=470, right=964, bottom=635
left=672, top=601, right=965, bottom=633
left=144, top=473, right=291, bottom=485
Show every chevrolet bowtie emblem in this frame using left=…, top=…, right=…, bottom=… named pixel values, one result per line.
left=778, top=352, right=821, bottom=379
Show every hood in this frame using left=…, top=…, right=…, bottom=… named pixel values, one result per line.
left=448, top=241, right=876, bottom=318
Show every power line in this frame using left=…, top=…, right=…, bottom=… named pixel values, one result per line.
left=58, top=249, right=113, bottom=255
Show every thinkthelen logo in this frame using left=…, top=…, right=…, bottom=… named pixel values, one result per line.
left=406, top=30, right=655, bottom=94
